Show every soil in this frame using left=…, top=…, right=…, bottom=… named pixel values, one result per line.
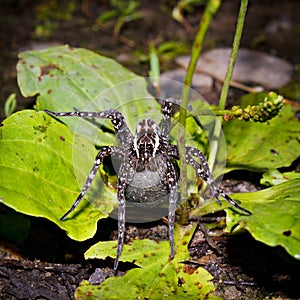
left=0, top=1, right=300, bottom=299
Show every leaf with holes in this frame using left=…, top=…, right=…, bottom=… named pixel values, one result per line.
left=190, top=179, right=300, bottom=260
left=17, top=45, right=160, bottom=146
left=0, top=110, right=116, bottom=241
left=225, top=179, right=300, bottom=260
left=76, top=224, right=220, bottom=299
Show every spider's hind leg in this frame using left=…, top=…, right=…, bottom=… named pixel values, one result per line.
left=186, top=146, right=251, bottom=215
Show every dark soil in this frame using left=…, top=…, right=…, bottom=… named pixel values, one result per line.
left=1, top=1, right=300, bottom=299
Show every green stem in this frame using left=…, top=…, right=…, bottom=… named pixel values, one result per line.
left=219, top=0, right=248, bottom=110
left=179, top=0, right=221, bottom=200
left=208, top=0, right=248, bottom=176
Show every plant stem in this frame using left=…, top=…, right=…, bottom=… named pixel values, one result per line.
left=179, top=0, right=221, bottom=200
left=208, top=0, right=248, bottom=176
left=219, top=0, right=248, bottom=110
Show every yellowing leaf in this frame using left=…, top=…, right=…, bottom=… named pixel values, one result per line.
left=77, top=224, right=220, bottom=299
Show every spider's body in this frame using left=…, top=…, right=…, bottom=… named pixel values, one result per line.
left=45, top=98, right=251, bottom=271
left=126, top=118, right=176, bottom=205
left=125, top=162, right=171, bottom=205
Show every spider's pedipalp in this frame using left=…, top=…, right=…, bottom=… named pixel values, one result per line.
left=186, top=146, right=251, bottom=215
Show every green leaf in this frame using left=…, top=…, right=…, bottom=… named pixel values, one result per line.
left=77, top=224, right=220, bottom=299
left=224, top=104, right=300, bottom=172
left=4, top=93, right=17, bottom=117
left=17, top=45, right=159, bottom=146
left=11, top=45, right=162, bottom=240
left=261, top=169, right=300, bottom=186
left=190, top=179, right=300, bottom=260
left=226, top=179, right=300, bottom=260
left=0, top=110, right=116, bottom=241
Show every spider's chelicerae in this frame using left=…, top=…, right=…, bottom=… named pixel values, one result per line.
left=45, top=98, right=251, bottom=271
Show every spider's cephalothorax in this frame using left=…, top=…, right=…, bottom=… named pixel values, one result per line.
left=133, top=119, right=160, bottom=160
left=45, top=98, right=251, bottom=271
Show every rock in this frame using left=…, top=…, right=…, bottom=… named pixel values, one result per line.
left=176, top=48, right=293, bottom=89
left=159, top=69, right=213, bottom=100
left=161, top=69, right=213, bottom=88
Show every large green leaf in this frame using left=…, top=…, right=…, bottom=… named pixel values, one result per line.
left=0, top=110, right=116, bottom=241
left=224, top=104, right=300, bottom=172
left=192, top=180, right=300, bottom=260
left=226, top=179, right=300, bottom=260
left=11, top=45, right=163, bottom=240
left=76, top=224, right=220, bottom=299
left=17, top=45, right=160, bottom=146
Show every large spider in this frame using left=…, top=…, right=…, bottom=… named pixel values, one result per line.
left=45, top=98, right=251, bottom=271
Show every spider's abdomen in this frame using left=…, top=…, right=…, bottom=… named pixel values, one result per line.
left=125, top=169, right=170, bottom=206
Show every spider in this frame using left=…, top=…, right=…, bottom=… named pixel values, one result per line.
left=45, top=98, right=251, bottom=271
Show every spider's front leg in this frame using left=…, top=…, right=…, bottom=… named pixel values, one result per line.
left=186, top=146, right=251, bottom=215
left=60, top=146, right=120, bottom=221
left=161, top=98, right=174, bottom=138
left=160, top=98, right=203, bottom=139
left=44, top=109, right=133, bottom=147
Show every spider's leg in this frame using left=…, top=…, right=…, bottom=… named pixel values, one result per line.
left=44, top=109, right=133, bottom=147
left=164, top=159, right=178, bottom=260
left=114, top=162, right=131, bottom=271
left=167, top=143, right=179, bottom=159
left=60, top=146, right=118, bottom=221
left=160, top=98, right=204, bottom=138
left=186, top=146, right=251, bottom=215
left=161, top=98, right=174, bottom=138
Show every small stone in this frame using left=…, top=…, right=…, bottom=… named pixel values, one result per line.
left=89, top=268, right=106, bottom=285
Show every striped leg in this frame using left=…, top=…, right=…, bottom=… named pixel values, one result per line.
left=44, top=109, right=133, bottom=147
left=167, top=163, right=178, bottom=260
left=159, top=159, right=178, bottom=260
left=113, top=161, right=133, bottom=271
left=160, top=98, right=204, bottom=139
left=60, top=146, right=119, bottom=220
left=186, top=146, right=251, bottom=215
left=161, top=98, right=175, bottom=138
